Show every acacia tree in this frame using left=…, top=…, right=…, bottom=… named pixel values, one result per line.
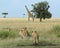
left=2, top=12, right=8, bottom=18
left=31, top=1, right=52, bottom=22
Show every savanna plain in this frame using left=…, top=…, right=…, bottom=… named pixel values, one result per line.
left=0, top=18, right=60, bottom=48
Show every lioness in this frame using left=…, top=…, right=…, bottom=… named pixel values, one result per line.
left=19, top=27, right=30, bottom=39
left=23, top=27, right=30, bottom=37
left=32, top=31, right=39, bottom=44
left=19, top=29, right=25, bottom=39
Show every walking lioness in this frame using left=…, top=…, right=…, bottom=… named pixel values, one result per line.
left=32, top=31, right=39, bottom=44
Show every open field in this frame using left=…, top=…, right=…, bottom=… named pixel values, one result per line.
left=0, top=18, right=60, bottom=48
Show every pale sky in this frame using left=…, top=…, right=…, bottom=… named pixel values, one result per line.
left=0, top=0, right=60, bottom=18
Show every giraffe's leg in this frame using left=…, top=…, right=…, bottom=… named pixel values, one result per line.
left=28, top=17, right=30, bottom=21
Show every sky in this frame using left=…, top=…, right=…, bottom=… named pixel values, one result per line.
left=0, top=0, right=60, bottom=18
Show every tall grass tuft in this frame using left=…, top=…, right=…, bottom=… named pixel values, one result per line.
left=50, top=25, right=60, bottom=37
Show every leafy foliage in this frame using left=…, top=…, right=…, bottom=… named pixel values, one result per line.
left=0, top=31, right=18, bottom=39
left=2, top=12, right=8, bottom=18
left=31, top=1, right=52, bottom=22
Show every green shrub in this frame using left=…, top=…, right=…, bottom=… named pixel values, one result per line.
left=0, top=31, right=9, bottom=38
left=53, top=25, right=60, bottom=33
left=57, top=34, right=60, bottom=37
left=0, top=31, right=18, bottom=39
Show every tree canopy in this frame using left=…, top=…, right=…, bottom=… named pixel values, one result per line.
left=2, top=12, right=8, bottom=18
left=31, top=1, right=52, bottom=22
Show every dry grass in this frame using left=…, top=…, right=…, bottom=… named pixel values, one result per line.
left=0, top=18, right=60, bottom=48
left=0, top=18, right=60, bottom=35
left=0, top=18, right=60, bottom=31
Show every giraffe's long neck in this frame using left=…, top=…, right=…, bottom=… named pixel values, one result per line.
left=25, top=5, right=33, bottom=17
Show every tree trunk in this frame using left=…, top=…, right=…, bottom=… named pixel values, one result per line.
left=3, top=16, right=6, bottom=18
left=40, top=18, right=42, bottom=22
left=40, top=12, right=43, bottom=22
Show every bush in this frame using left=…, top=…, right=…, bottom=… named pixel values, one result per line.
left=53, top=25, right=60, bottom=33
left=0, top=31, right=9, bottom=39
left=0, top=31, right=18, bottom=39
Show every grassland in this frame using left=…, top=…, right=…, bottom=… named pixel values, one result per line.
left=0, top=18, right=60, bottom=48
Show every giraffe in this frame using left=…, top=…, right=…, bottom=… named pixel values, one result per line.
left=25, top=5, right=34, bottom=21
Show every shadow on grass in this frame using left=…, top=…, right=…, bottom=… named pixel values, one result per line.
left=38, top=41, right=58, bottom=46
left=17, top=41, right=59, bottom=46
